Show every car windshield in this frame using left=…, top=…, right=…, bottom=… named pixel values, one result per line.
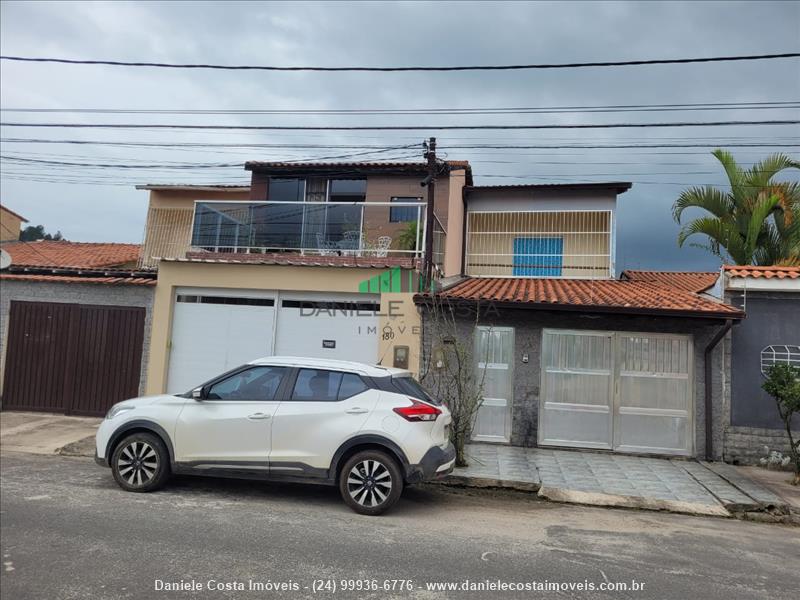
left=391, top=375, right=439, bottom=405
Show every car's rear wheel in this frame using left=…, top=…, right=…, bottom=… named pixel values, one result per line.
left=339, top=450, right=403, bottom=516
left=111, top=432, right=170, bottom=493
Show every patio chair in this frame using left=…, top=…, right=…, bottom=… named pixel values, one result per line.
left=316, top=233, right=338, bottom=256
left=339, top=230, right=361, bottom=256
left=373, top=236, right=392, bottom=258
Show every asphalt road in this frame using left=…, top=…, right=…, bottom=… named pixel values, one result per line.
left=1, top=452, right=798, bottom=600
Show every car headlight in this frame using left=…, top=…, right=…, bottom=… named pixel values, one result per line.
left=105, top=403, right=134, bottom=420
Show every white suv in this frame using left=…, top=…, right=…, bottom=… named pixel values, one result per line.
left=95, top=356, right=455, bottom=515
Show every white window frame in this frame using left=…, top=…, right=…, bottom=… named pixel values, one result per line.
left=760, top=344, right=800, bottom=375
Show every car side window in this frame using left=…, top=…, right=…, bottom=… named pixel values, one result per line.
left=291, top=369, right=343, bottom=402
left=206, top=366, right=286, bottom=401
left=338, top=373, right=368, bottom=400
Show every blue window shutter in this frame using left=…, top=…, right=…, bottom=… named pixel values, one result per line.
left=512, top=237, right=563, bottom=276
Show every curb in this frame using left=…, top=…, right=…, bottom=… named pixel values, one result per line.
left=536, top=485, right=732, bottom=517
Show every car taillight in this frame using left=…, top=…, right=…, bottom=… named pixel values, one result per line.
left=393, top=398, right=441, bottom=422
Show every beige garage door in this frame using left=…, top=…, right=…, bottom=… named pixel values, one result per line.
left=539, top=329, right=693, bottom=456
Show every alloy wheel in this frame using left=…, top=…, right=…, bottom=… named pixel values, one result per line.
left=347, top=459, right=392, bottom=508
left=117, top=441, right=159, bottom=487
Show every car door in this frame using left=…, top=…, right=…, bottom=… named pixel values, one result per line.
left=174, top=365, right=288, bottom=466
left=269, top=368, right=378, bottom=475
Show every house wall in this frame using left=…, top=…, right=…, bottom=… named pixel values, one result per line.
left=378, top=292, right=422, bottom=377
left=0, top=280, right=155, bottom=399
left=420, top=305, right=730, bottom=460
left=146, top=261, right=417, bottom=394
left=722, top=290, right=799, bottom=464
left=465, top=187, right=619, bottom=278
left=443, top=169, right=466, bottom=278
left=139, top=189, right=251, bottom=267
left=465, top=211, right=611, bottom=278
left=0, top=207, right=24, bottom=242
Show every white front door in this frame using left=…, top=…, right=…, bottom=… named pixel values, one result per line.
left=166, top=291, right=276, bottom=393
left=472, top=326, right=515, bottom=442
left=174, top=365, right=288, bottom=464
left=274, top=293, right=379, bottom=363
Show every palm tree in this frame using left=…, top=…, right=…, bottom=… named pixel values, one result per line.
left=673, top=150, right=800, bottom=266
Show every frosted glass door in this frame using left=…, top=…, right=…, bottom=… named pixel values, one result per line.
left=473, top=326, right=514, bottom=442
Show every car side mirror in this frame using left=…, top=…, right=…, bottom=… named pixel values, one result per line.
left=192, top=387, right=205, bottom=400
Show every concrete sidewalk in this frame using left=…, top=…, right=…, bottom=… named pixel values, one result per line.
left=0, top=411, right=100, bottom=455
left=444, top=443, right=798, bottom=521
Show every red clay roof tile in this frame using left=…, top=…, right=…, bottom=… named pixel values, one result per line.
left=173, top=252, right=418, bottom=269
left=621, top=270, right=719, bottom=293
left=2, top=241, right=140, bottom=269
left=723, top=265, right=800, bottom=279
left=426, top=277, right=742, bottom=318
left=0, top=273, right=155, bottom=286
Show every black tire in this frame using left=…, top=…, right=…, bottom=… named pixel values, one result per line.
left=111, top=432, right=171, bottom=493
left=339, top=450, right=403, bottom=515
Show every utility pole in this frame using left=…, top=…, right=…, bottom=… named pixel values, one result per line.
left=422, top=136, right=437, bottom=290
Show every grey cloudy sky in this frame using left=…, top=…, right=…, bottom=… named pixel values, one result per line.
left=1, top=0, right=798, bottom=272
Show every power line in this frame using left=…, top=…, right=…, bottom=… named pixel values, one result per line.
left=3, top=138, right=797, bottom=151
left=2, top=52, right=798, bottom=71
left=2, top=101, right=798, bottom=116
left=2, top=120, right=797, bottom=131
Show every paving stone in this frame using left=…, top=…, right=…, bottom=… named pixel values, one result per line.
left=700, top=461, right=790, bottom=512
left=436, top=444, right=796, bottom=516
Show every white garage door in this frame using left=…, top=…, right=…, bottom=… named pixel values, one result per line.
left=274, top=293, right=380, bottom=364
left=539, top=329, right=693, bottom=456
left=167, top=290, right=380, bottom=393
left=166, top=291, right=275, bottom=393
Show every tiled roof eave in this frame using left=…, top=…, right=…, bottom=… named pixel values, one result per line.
left=414, top=293, right=743, bottom=320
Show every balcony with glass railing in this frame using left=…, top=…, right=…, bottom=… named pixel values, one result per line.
left=465, top=210, right=614, bottom=278
left=188, top=200, right=428, bottom=259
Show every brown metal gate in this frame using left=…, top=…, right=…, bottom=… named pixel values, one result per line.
left=3, top=301, right=145, bottom=416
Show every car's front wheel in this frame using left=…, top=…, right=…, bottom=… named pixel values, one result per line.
left=111, top=432, right=170, bottom=492
left=339, top=450, right=403, bottom=515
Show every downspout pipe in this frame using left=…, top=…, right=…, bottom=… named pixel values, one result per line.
left=704, top=319, right=733, bottom=461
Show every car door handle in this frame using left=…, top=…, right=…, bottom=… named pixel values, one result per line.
left=247, top=413, right=271, bottom=420
left=345, top=408, right=369, bottom=414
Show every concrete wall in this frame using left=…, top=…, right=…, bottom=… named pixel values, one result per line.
left=421, top=305, right=730, bottom=460
left=0, top=280, right=155, bottom=398
left=443, top=169, right=466, bottom=278
left=721, top=290, right=799, bottom=464
left=146, top=261, right=417, bottom=395
left=378, top=292, right=422, bottom=377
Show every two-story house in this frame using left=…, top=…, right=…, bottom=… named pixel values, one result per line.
left=414, top=182, right=744, bottom=461
left=140, top=161, right=470, bottom=396
left=132, top=163, right=745, bottom=462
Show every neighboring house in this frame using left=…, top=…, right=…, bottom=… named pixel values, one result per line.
left=138, top=162, right=471, bottom=396
left=414, top=183, right=744, bottom=460
left=721, top=265, right=800, bottom=464
left=0, top=241, right=155, bottom=416
left=0, top=204, right=28, bottom=242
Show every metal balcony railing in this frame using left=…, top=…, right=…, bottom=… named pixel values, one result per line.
left=189, top=200, right=427, bottom=258
left=465, top=210, right=613, bottom=278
